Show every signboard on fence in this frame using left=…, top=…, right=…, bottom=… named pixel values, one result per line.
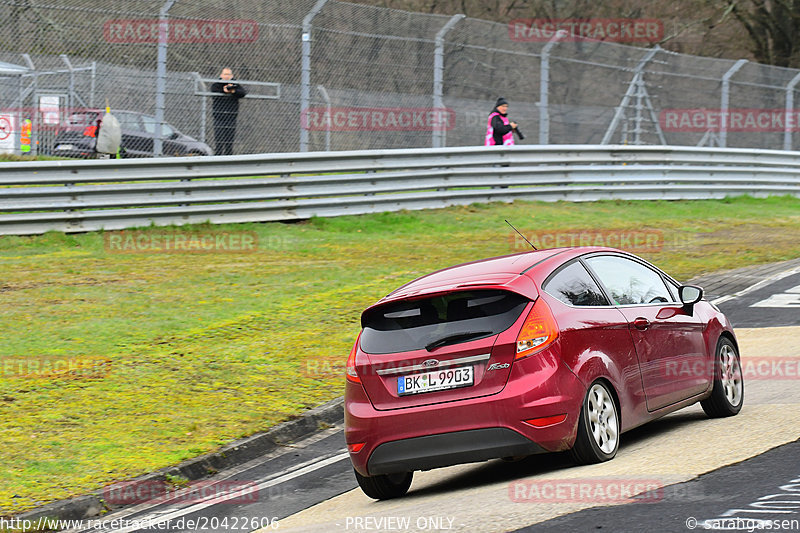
left=0, top=114, right=16, bottom=154
left=39, top=95, right=62, bottom=125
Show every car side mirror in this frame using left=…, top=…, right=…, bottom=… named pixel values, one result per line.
left=168, top=132, right=179, bottom=140
left=679, top=285, right=703, bottom=314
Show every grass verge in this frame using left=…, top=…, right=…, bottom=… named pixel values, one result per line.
left=1, top=195, right=799, bottom=514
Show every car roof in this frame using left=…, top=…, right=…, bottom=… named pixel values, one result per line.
left=373, top=247, right=621, bottom=306
left=70, top=109, right=146, bottom=116
left=67, top=109, right=167, bottom=123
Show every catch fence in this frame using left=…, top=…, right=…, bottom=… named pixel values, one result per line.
left=2, top=1, right=800, bottom=156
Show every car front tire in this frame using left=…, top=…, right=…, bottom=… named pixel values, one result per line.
left=570, top=380, right=620, bottom=465
left=701, top=337, right=744, bottom=418
left=354, top=469, right=413, bottom=500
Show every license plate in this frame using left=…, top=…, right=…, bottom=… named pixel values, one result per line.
left=55, top=144, right=74, bottom=150
left=397, top=366, right=474, bottom=396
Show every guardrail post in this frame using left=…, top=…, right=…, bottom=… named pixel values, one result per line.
left=720, top=59, right=747, bottom=148
left=784, top=72, right=800, bottom=151
left=300, top=0, right=329, bottom=153
left=432, top=14, right=464, bottom=148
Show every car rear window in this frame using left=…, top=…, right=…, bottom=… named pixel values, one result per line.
left=360, top=290, right=529, bottom=354
left=64, top=112, right=99, bottom=130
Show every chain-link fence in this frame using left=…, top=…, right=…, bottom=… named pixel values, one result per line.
left=2, top=0, right=800, bottom=157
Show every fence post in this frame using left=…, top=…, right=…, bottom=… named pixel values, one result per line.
left=154, top=0, right=177, bottom=158
left=300, top=0, right=329, bottom=153
left=60, top=54, right=75, bottom=114
left=190, top=72, right=207, bottom=143
left=432, top=14, right=464, bottom=148
left=317, top=85, right=331, bottom=151
left=90, top=61, right=96, bottom=108
left=784, top=72, right=800, bottom=151
left=539, top=30, right=566, bottom=145
left=20, top=55, right=38, bottom=155
left=720, top=59, right=747, bottom=148
left=601, top=47, right=660, bottom=145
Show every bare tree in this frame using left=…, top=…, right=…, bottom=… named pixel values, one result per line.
left=711, top=0, right=800, bottom=67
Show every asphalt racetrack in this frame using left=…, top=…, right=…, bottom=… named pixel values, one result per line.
left=62, top=265, right=800, bottom=533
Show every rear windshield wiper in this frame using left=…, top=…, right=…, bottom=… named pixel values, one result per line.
left=425, top=331, right=493, bottom=351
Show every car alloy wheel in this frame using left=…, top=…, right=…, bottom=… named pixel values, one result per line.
left=571, top=381, right=619, bottom=464
left=701, top=337, right=744, bottom=417
left=720, top=342, right=743, bottom=407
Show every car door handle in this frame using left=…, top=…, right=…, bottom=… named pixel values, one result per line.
left=633, top=317, right=650, bottom=330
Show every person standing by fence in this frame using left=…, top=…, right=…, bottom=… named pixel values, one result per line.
left=485, top=97, right=519, bottom=146
left=210, top=67, right=247, bottom=155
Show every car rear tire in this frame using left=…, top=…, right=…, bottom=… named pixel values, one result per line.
left=570, top=381, right=619, bottom=465
left=701, top=337, right=744, bottom=418
left=354, top=469, right=413, bottom=500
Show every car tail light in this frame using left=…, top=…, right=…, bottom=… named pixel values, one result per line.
left=346, top=332, right=362, bottom=384
left=516, top=298, right=558, bottom=360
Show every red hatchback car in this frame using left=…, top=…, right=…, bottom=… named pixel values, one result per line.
left=345, top=247, right=744, bottom=499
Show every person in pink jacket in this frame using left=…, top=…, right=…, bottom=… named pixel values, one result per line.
left=485, top=97, right=519, bottom=146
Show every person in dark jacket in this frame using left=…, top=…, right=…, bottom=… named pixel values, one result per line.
left=210, top=67, right=247, bottom=155
left=485, top=97, right=519, bottom=146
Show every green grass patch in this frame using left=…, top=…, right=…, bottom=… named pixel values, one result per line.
left=0, top=195, right=799, bottom=514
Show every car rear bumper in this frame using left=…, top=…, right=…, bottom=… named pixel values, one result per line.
left=346, top=350, right=586, bottom=476
left=367, top=427, right=547, bottom=475
left=52, top=150, right=94, bottom=158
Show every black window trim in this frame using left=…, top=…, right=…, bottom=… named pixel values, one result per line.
left=664, top=277, right=682, bottom=302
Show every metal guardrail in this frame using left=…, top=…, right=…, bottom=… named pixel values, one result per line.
left=1, top=145, right=799, bottom=235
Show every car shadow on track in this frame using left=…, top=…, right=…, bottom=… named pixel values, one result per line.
left=619, top=409, right=709, bottom=448
left=402, top=409, right=710, bottom=499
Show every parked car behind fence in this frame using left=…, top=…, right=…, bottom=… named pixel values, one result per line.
left=52, top=109, right=212, bottom=158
